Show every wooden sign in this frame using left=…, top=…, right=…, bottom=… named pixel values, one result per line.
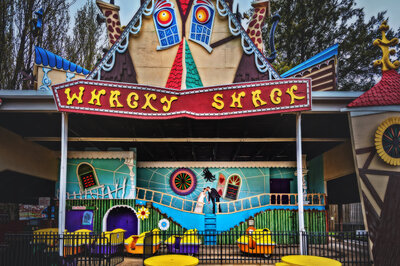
left=52, top=78, right=311, bottom=120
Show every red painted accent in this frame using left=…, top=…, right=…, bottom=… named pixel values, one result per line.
left=52, top=78, right=311, bottom=120
left=105, top=10, right=112, bottom=17
left=260, top=8, right=265, bottom=13
left=256, top=31, right=261, bottom=37
left=249, top=20, right=256, bottom=27
left=254, top=23, right=260, bottom=29
left=108, top=25, right=114, bottom=32
left=165, top=41, right=184, bottom=90
left=113, top=14, right=119, bottom=19
left=109, top=33, right=114, bottom=39
left=116, top=27, right=121, bottom=34
left=107, top=18, right=112, bottom=23
left=180, top=0, right=190, bottom=16
left=251, top=30, right=255, bottom=35
left=348, top=70, right=400, bottom=107
left=257, top=38, right=262, bottom=44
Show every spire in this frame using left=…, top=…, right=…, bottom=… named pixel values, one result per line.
left=373, top=21, right=400, bottom=72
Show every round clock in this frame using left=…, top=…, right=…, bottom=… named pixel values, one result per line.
left=375, top=117, right=400, bottom=166
left=170, top=168, right=197, bottom=195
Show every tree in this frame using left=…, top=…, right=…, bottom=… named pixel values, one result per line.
left=0, top=0, right=14, bottom=90
left=65, top=0, right=106, bottom=71
left=263, top=0, right=392, bottom=91
left=2, top=0, right=70, bottom=90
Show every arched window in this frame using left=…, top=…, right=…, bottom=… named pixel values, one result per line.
left=76, top=162, right=100, bottom=191
left=224, top=174, right=241, bottom=200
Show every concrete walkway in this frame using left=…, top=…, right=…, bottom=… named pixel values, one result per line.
left=118, top=256, right=274, bottom=266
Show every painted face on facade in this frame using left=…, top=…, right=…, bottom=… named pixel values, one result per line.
left=189, top=0, right=215, bottom=53
left=153, top=0, right=181, bottom=50
left=153, top=0, right=215, bottom=53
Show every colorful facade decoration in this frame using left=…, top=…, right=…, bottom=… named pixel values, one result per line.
left=347, top=21, right=400, bottom=265
left=169, top=168, right=197, bottom=195
left=58, top=151, right=136, bottom=200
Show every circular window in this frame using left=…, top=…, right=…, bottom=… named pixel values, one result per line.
left=170, top=168, right=197, bottom=195
left=375, top=117, right=400, bottom=166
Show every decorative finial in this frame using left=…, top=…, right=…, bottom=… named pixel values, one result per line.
left=373, top=21, right=400, bottom=71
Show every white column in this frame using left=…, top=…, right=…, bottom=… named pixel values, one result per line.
left=296, top=112, right=306, bottom=255
left=58, top=112, right=68, bottom=256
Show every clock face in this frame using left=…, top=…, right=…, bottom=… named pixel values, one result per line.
left=375, top=117, right=400, bottom=166
left=382, top=124, right=400, bottom=158
left=170, top=168, right=197, bottom=195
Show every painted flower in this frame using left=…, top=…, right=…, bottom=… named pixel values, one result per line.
left=137, top=206, right=150, bottom=220
left=158, top=218, right=170, bottom=231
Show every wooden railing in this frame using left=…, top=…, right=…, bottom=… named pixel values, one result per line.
left=136, top=187, right=200, bottom=214
left=135, top=187, right=326, bottom=215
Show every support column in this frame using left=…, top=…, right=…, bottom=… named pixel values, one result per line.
left=58, top=112, right=68, bottom=256
left=296, top=112, right=306, bottom=254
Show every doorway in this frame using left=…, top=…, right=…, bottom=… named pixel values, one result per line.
left=103, top=206, right=138, bottom=237
left=270, top=179, right=291, bottom=204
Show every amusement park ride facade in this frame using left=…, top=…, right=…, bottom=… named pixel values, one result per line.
left=0, top=0, right=399, bottom=263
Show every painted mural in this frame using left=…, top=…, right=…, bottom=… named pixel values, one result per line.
left=56, top=151, right=136, bottom=200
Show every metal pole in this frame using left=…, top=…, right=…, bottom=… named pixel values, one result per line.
left=296, top=112, right=306, bottom=255
left=58, top=112, right=68, bottom=256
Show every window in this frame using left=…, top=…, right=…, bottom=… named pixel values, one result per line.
left=223, top=174, right=241, bottom=200
left=76, top=162, right=100, bottom=191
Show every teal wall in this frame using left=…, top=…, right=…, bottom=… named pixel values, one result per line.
left=137, top=167, right=306, bottom=213
left=308, top=155, right=325, bottom=194
left=57, top=156, right=136, bottom=199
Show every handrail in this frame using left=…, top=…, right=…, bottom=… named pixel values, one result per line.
left=136, top=187, right=202, bottom=214
left=135, top=187, right=326, bottom=215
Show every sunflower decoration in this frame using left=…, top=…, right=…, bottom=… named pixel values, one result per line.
left=137, top=206, right=150, bottom=220
left=375, top=117, right=400, bottom=166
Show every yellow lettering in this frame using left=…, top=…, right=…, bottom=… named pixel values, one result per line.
left=212, top=93, right=224, bottom=110
left=109, top=90, right=123, bottom=108
left=251, top=90, right=267, bottom=107
left=270, top=88, right=282, bottom=105
left=286, top=85, right=305, bottom=105
left=230, top=92, right=246, bottom=108
left=127, top=92, right=139, bottom=109
left=142, top=93, right=158, bottom=112
left=65, top=87, right=84, bottom=105
left=160, top=96, right=178, bottom=112
left=88, top=89, right=106, bottom=106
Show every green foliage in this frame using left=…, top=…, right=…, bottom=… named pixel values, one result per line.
left=65, top=0, right=106, bottom=71
left=0, top=0, right=70, bottom=90
left=264, top=0, right=397, bottom=91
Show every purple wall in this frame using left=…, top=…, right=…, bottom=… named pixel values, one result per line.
left=66, top=210, right=94, bottom=232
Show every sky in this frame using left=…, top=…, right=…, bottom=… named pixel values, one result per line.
left=71, top=0, right=400, bottom=32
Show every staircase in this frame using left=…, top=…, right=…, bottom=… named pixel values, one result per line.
left=204, top=214, right=217, bottom=245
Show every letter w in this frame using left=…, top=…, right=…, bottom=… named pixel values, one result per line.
left=65, top=87, right=85, bottom=105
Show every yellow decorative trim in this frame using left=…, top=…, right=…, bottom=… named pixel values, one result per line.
left=373, top=21, right=400, bottom=71
left=375, top=117, right=400, bottom=166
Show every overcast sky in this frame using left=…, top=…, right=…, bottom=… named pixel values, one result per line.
left=71, top=0, right=400, bottom=33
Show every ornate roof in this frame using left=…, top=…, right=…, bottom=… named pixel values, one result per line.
left=35, top=46, right=90, bottom=75
left=281, top=44, right=338, bottom=78
left=348, top=70, right=400, bottom=107
left=348, top=21, right=400, bottom=108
